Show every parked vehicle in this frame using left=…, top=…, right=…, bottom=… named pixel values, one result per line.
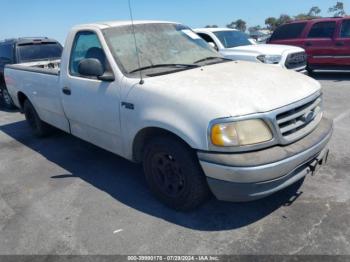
left=268, top=17, right=350, bottom=73
left=250, top=29, right=272, bottom=44
left=0, top=37, right=62, bottom=108
left=5, top=21, right=333, bottom=210
left=194, top=28, right=307, bottom=72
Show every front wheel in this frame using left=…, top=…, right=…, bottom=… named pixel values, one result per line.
left=23, top=100, right=51, bottom=137
left=143, top=136, right=211, bottom=211
left=1, top=88, right=16, bottom=109
left=306, top=66, right=314, bottom=76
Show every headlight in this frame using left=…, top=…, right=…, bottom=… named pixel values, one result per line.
left=210, top=119, right=273, bottom=147
left=257, top=55, right=282, bottom=64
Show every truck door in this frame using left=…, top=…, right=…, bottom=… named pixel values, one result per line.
left=334, top=19, right=350, bottom=67
left=61, top=31, right=123, bottom=155
left=305, top=21, right=337, bottom=68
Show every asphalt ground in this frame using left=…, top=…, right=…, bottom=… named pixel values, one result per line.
left=0, top=72, right=349, bottom=255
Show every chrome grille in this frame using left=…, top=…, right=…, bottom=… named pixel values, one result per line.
left=285, top=52, right=307, bottom=69
left=276, top=95, right=322, bottom=141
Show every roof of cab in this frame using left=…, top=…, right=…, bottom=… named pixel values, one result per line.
left=0, top=37, right=59, bottom=45
left=72, top=20, right=179, bottom=30
left=287, top=16, right=346, bottom=24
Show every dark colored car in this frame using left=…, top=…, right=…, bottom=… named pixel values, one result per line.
left=268, top=17, right=350, bottom=73
left=0, top=37, right=63, bottom=108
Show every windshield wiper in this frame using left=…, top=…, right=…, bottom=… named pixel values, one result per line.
left=129, top=64, right=199, bottom=74
left=194, top=57, right=231, bottom=64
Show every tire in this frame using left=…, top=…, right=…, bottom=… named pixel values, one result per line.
left=23, top=99, right=51, bottom=137
left=1, top=88, right=16, bottom=109
left=306, top=66, right=314, bottom=76
left=143, top=136, right=211, bottom=211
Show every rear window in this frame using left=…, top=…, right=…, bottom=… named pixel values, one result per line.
left=307, top=22, right=336, bottom=38
left=0, top=44, right=13, bottom=62
left=270, top=23, right=306, bottom=41
left=341, top=20, right=350, bottom=38
left=17, top=43, right=63, bottom=62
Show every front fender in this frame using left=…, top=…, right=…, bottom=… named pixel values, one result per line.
left=122, top=106, right=210, bottom=161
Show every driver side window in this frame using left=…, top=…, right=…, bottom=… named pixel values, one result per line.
left=69, top=31, right=108, bottom=77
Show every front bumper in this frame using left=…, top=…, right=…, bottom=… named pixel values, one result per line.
left=269, top=63, right=306, bottom=72
left=198, top=118, right=333, bottom=202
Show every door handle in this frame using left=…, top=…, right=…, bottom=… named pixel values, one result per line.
left=62, top=87, right=71, bottom=95
left=305, top=42, right=312, bottom=47
left=336, top=42, right=345, bottom=47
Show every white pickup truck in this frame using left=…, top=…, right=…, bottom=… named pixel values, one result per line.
left=194, top=28, right=307, bottom=72
left=5, top=21, right=333, bottom=211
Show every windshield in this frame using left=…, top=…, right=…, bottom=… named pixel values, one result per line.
left=18, top=43, right=63, bottom=62
left=103, top=23, right=223, bottom=77
left=214, top=30, right=252, bottom=48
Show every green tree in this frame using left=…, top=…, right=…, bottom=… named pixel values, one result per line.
left=265, top=17, right=278, bottom=30
left=265, top=14, right=292, bottom=30
left=248, top=25, right=262, bottom=34
left=227, top=19, right=247, bottom=32
left=308, top=6, right=321, bottom=17
left=329, top=1, right=346, bottom=16
left=294, top=13, right=311, bottom=20
left=295, top=7, right=322, bottom=21
left=277, top=14, right=292, bottom=26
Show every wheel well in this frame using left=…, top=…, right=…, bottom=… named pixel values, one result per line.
left=17, top=92, right=28, bottom=110
left=132, top=127, right=191, bottom=163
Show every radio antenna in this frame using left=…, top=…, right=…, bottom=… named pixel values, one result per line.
left=128, top=0, right=144, bottom=85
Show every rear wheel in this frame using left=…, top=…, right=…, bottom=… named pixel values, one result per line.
left=1, top=88, right=16, bottom=109
left=143, top=136, right=211, bottom=211
left=23, top=99, right=51, bottom=137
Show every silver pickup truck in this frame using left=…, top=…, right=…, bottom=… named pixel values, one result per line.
left=5, top=21, right=333, bottom=210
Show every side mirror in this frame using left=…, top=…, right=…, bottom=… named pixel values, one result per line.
left=78, top=58, right=104, bottom=77
left=78, top=58, right=115, bottom=81
left=208, top=42, right=218, bottom=51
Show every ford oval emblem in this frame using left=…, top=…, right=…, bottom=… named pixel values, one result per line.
left=303, top=111, right=315, bottom=123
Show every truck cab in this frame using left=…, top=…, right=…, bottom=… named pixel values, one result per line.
left=4, top=21, right=333, bottom=210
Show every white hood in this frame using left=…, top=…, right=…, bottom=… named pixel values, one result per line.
left=226, top=44, right=304, bottom=56
left=144, top=61, right=321, bottom=118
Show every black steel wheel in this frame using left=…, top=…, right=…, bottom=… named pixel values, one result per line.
left=23, top=99, right=51, bottom=137
left=150, top=152, right=187, bottom=198
left=143, top=136, right=210, bottom=211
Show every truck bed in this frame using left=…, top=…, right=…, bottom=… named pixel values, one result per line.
left=6, top=60, right=61, bottom=76
left=5, top=59, right=70, bottom=133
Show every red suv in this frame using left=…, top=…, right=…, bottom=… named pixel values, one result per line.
left=268, top=17, right=350, bottom=73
